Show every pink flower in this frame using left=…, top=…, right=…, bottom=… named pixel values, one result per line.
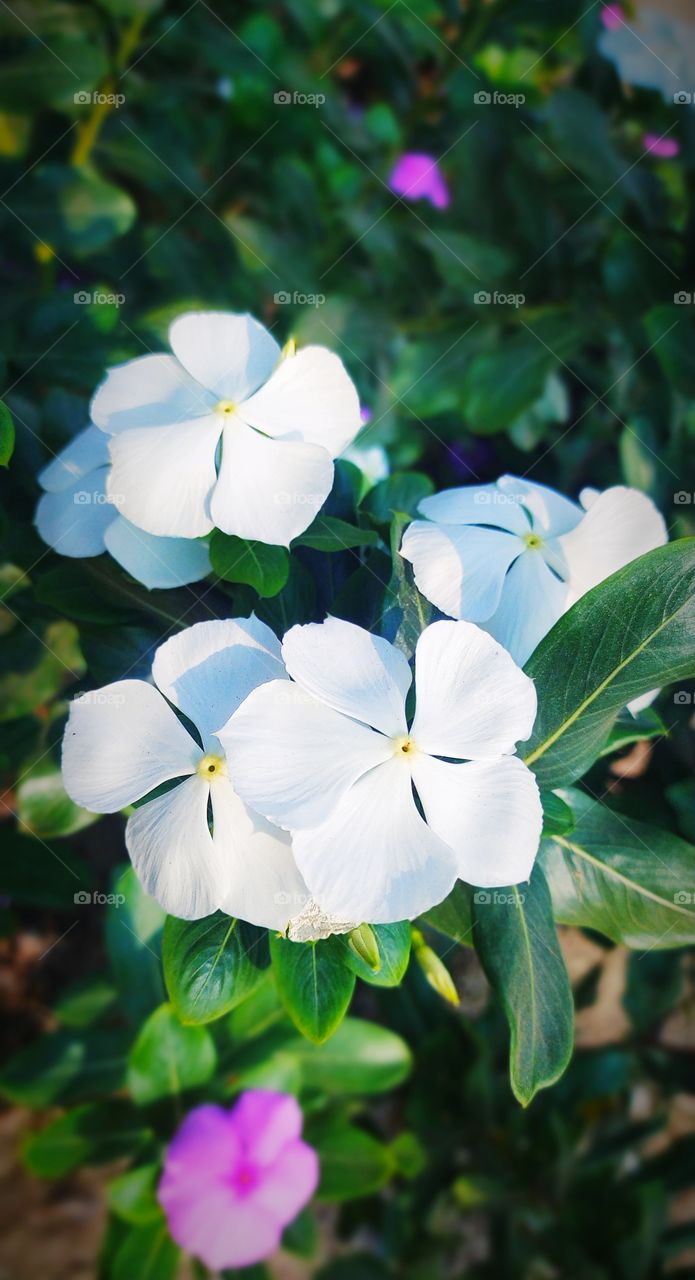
left=643, top=132, right=680, bottom=159
left=388, top=152, right=450, bottom=209
left=601, top=4, right=624, bottom=31
left=158, top=1092, right=319, bottom=1270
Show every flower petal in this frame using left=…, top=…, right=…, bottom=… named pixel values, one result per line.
left=39, top=426, right=110, bottom=492
left=126, top=774, right=230, bottom=919
left=221, top=680, right=393, bottom=830
left=211, top=781, right=309, bottom=930
left=559, top=485, right=668, bottom=605
left=411, top=754, right=542, bottom=887
left=417, top=480, right=530, bottom=535
left=160, top=1105, right=240, bottom=1189
left=107, top=416, right=221, bottom=537
left=291, top=756, right=458, bottom=923
left=240, top=347, right=361, bottom=457
left=164, top=1190, right=281, bottom=1271
left=401, top=520, right=522, bottom=621
left=253, top=1140, right=319, bottom=1223
left=210, top=420, right=333, bottom=546
left=482, top=548, right=569, bottom=665
left=510, top=475, right=582, bottom=535
left=281, top=617, right=410, bottom=736
left=35, top=469, right=115, bottom=557
left=410, top=620, right=537, bottom=759
left=103, top=516, right=212, bottom=589
left=169, top=312, right=280, bottom=401
left=152, top=617, right=285, bottom=745
left=62, top=680, right=200, bottom=812
left=230, top=1090, right=302, bottom=1164
left=91, top=354, right=212, bottom=433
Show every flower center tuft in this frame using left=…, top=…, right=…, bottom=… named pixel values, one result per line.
left=214, top=399, right=237, bottom=416
left=523, top=532, right=543, bottom=551
left=197, top=753, right=227, bottom=780
left=393, top=735, right=417, bottom=758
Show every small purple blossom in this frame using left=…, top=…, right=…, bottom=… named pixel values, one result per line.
left=158, top=1091, right=319, bottom=1270
left=643, top=132, right=680, bottom=159
left=388, top=152, right=450, bottom=209
left=601, top=4, right=624, bottom=31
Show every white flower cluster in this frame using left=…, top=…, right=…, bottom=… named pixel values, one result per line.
left=36, top=311, right=364, bottom=588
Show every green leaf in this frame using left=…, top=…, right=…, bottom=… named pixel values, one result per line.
left=379, top=517, right=431, bottom=657
left=0, top=401, right=14, bottom=466
left=523, top=541, right=695, bottom=788
left=541, top=789, right=695, bottom=948
left=295, top=515, right=380, bottom=552
left=22, top=1101, right=147, bottom=1178
left=422, top=882, right=474, bottom=948
left=597, top=707, right=666, bottom=759
left=314, top=1122, right=394, bottom=1202
left=0, top=39, right=108, bottom=110
left=163, top=913, right=269, bottom=1025
left=59, top=167, right=136, bottom=255
left=270, top=935, right=355, bottom=1044
left=541, top=790, right=575, bottom=838
left=16, top=764, right=97, bottom=838
left=644, top=305, right=695, bottom=396
left=0, top=1028, right=129, bottom=1107
left=209, top=532, right=289, bottom=596
left=112, top=1222, right=179, bottom=1280
left=472, top=865, right=574, bottom=1106
left=54, top=976, right=117, bottom=1027
left=107, top=1164, right=163, bottom=1225
left=343, top=922, right=412, bottom=987
left=127, top=1004, right=217, bottom=1104
left=284, top=1017, right=412, bottom=1093
left=362, top=472, right=434, bottom=524
left=105, top=866, right=166, bottom=1024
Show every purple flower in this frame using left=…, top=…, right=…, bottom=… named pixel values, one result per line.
left=158, top=1091, right=319, bottom=1270
left=388, top=152, right=450, bottom=209
left=643, top=132, right=680, bottom=159
left=601, top=4, right=624, bottom=31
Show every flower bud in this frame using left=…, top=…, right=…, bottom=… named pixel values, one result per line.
left=412, top=930, right=458, bottom=1005
left=348, top=923, right=381, bottom=972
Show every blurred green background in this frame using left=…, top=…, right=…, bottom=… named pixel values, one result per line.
left=1, top=1, right=695, bottom=1277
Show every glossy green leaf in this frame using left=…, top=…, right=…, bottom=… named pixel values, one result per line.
left=107, top=1164, right=163, bottom=1225
left=540, top=790, right=575, bottom=838
left=112, top=1222, right=179, bottom=1280
left=209, top=532, right=289, bottom=596
left=343, top=922, right=411, bottom=987
left=22, top=1101, right=147, bottom=1178
left=314, top=1122, right=394, bottom=1202
left=472, top=865, right=574, bottom=1106
left=362, top=472, right=434, bottom=524
left=16, top=764, right=97, bottom=838
left=523, top=541, right=695, bottom=788
left=541, top=789, right=695, bottom=948
left=284, top=1017, right=412, bottom=1093
left=422, top=882, right=474, bottom=948
left=127, top=1004, right=217, bottom=1104
left=295, top=515, right=380, bottom=552
left=105, top=866, right=166, bottom=1023
left=270, top=935, right=355, bottom=1044
left=163, top=913, right=269, bottom=1025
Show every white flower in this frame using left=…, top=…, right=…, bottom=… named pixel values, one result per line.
left=35, top=426, right=212, bottom=590
left=599, top=6, right=695, bottom=104
left=221, top=617, right=543, bottom=924
left=61, top=617, right=308, bottom=926
left=91, top=312, right=362, bottom=546
left=400, top=475, right=667, bottom=667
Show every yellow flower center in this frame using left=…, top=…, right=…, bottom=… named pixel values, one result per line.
left=523, top=532, right=543, bottom=550
left=214, top=399, right=237, bottom=416
left=197, top=753, right=227, bottom=780
left=393, top=735, right=417, bottom=758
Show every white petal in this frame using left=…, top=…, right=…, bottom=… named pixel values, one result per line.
left=559, top=485, right=668, bottom=604
left=211, top=782, right=309, bottom=930
left=220, top=680, right=393, bottom=830
left=107, top=416, right=221, bottom=537
left=240, top=347, right=361, bottom=457
left=508, top=475, right=582, bottom=535
left=210, top=420, right=333, bottom=546
left=39, top=426, right=110, bottom=492
left=169, top=312, right=280, bottom=401
left=35, top=468, right=116, bottom=557
left=410, top=620, right=537, bottom=758
left=292, top=757, right=458, bottom=923
left=91, top=354, right=212, bottom=433
left=411, top=754, right=542, bottom=887
left=418, top=480, right=530, bottom=535
left=152, top=617, right=286, bottom=745
left=104, top=517, right=211, bottom=589
left=62, top=680, right=201, bottom=812
left=401, top=520, right=521, bottom=622
left=281, top=617, right=410, bottom=737
left=627, top=688, right=659, bottom=715
left=126, top=775, right=229, bottom=919
left=483, top=548, right=569, bottom=666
